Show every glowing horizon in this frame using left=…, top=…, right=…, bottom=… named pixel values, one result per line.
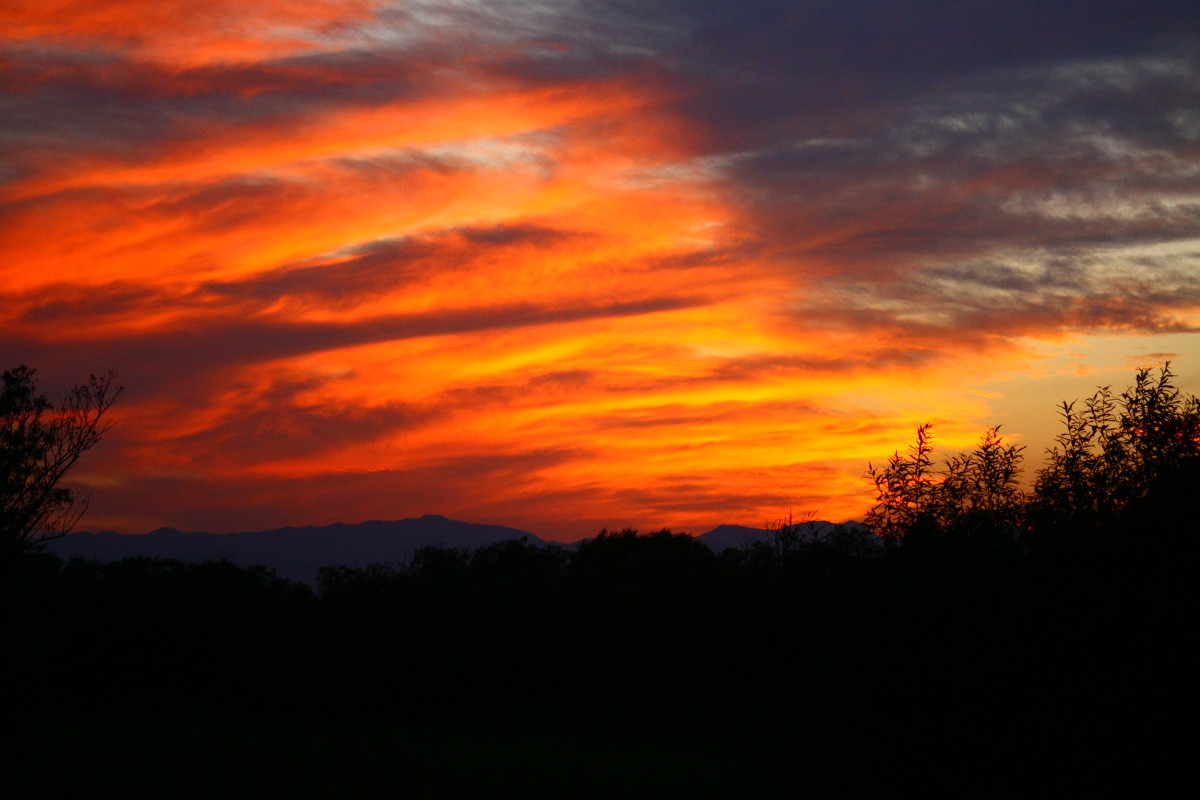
left=4, top=1, right=1198, bottom=540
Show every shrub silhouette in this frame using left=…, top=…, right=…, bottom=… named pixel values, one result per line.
left=864, top=422, right=937, bottom=540
left=1030, top=363, right=1200, bottom=549
left=864, top=363, right=1198, bottom=549
left=865, top=423, right=1024, bottom=547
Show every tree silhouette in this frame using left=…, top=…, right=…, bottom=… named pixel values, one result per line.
left=1, top=365, right=121, bottom=558
left=1030, top=362, right=1200, bottom=545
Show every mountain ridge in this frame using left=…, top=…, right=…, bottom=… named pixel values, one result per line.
left=47, top=514, right=543, bottom=584
left=45, top=514, right=864, bottom=584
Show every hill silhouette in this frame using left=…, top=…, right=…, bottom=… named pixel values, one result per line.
left=46, top=514, right=545, bottom=583
left=46, top=515, right=867, bottom=581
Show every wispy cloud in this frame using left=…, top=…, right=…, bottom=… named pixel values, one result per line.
left=4, top=1, right=1198, bottom=537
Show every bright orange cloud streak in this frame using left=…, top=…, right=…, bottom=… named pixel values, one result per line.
left=1, top=1, right=383, bottom=64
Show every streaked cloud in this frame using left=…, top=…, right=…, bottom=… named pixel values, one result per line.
left=3, top=1, right=1197, bottom=538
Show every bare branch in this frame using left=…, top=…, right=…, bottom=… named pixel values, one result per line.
left=1, top=365, right=122, bottom=557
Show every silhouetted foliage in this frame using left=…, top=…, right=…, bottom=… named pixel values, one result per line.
left=730, top=514, right=881, bottom=589
left=316, top=562, right=411, bottom=616
left=1, top=365, right=121, bottom=559
left=864, top=422, right=936, bottom=539
left=760, top=511, right=817, bottom=564
left=864, top=364, right=1198, bottom=553
left=865, top=422, right=1025, bottom=549
left=13, top=364, right=1197, bottom=795
left=467, top=536, right=568, bottom=605
left=933, top=426, right=1026, bottom=539
left=1030, top=363, right=1200, bottom=547
left=571, top=527, right=720, bottom=592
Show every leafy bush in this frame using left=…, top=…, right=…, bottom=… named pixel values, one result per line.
left=865, top=364, right=1199, bottom=545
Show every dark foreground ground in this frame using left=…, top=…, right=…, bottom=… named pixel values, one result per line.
left=7, top=525, right=1192, bottom=798
left=19, top=717, right=823, bottom=799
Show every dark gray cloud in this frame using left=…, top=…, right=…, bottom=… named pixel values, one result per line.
left=813, top=248, right=1200, bottom=339
left=657, top=1, right=1199, bottom=147
left=0, top=47, right=448, bottom=170
left=567, top=2, right=1199, bottom=345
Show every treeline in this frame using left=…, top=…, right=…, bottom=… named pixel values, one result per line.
left=6, top=365, right=1197, bottom=793
left=15, top=531, right=882, bottom=731
left=8, top=528, right=1189, bottom=789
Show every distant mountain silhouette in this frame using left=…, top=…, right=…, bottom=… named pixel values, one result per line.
left=694, top=524, right=773, bottom=551
left=46, top=515, right=864, bottom=583
left=46, top=515, right=545, bottom=584
left=695, top=520, right=867, bottom=552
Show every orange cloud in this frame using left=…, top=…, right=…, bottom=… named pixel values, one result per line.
left=7, top=2, right=1198, bottom=539
left=1, top=1, right=383, bottom=64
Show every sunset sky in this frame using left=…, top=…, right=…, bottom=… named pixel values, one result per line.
left=3, top=1, right=1198, bottom=540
